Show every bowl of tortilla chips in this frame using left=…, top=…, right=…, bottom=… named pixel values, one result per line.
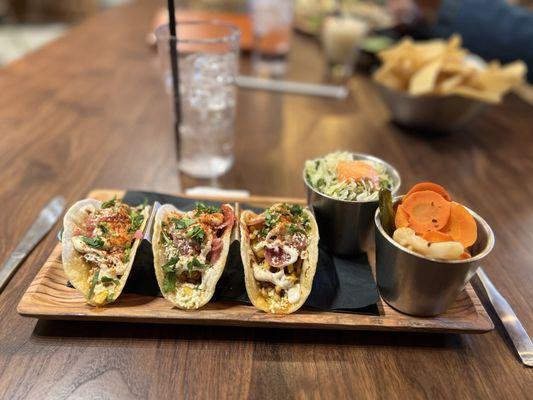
left=373, top=35, right=527, bottom=131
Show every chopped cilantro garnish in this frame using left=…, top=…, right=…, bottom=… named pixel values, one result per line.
left=81, top=236, right=104, bottom=249
left=186, top=225, right=205, bottom=243
left=87, top=269, right=99, bottom=300
left=301, top=215, right=311, bottom=231
left=162, top=272, right=176, bottom=293
left=258, top=226, right=269, bottom=238
left=290, top=204, right=303, bottom=216
left=288, top=223, right=304, bottom=234
left=161, top=257, right=179, bottom=273
left=123, top=245, right=132, bottom=262
left=100, top=276, right=120, bottom=285
left=106, top=292, right=115, bottom=303
left=101, top=196, right=117, bottom=209
left=161, top=230, right=172, bottom=245
left=98, top=222, right=109, bottom=235
left=187, top=257, right=208, bottom=273
left=264, top=210, right=280, bottom=228
left=175, top=217, right=196, bottom=230
left=161, top=257, right=179, bottom=293
left=194, top=202, right=220, bottom=215
left=128, top=209, right=144, bottom=233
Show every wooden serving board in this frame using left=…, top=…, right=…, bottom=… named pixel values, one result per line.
left=17, top=190, right=494, bottom=333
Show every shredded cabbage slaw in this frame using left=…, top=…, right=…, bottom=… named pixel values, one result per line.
left=305, top=152, right=393, bottom=201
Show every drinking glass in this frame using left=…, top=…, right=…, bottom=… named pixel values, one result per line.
left=321, top=15, right=369, bottom=81
left=155, top=21, right=240, bottom=179
left=250, top=0, right=294, bottom=77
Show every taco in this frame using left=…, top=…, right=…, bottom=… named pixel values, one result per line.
left=61, top=196, right=150, bottom=306
left=152, top=202, right=235, bottom=309
left=240, top=203, right=319, bottom=314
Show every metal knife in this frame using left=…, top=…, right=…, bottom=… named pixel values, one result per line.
left=477, top=268, right=533, bottom=367
left=143, top=201, right=160, bottom=242
left=0, top=196, right=65, bottom=293
left=237, top=75, right=349, bottom=99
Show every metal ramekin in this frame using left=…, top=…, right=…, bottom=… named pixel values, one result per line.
left=375, top=83, right=487, bottom=132
left=374, top=198, right=495, bottom=316
left=304, top=153, right=401, bottom=256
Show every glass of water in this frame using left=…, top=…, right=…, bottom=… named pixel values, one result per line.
left=155, top=21, right=240, bottom=179
left=322, top=15, right=369, bottom=82
left=251, top=0, right=294, bottom=77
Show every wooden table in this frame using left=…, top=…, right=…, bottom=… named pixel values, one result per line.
left=0, top=1, right=531, bottom=398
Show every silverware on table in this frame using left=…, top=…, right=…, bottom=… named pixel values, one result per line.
left=237, top=75, right=349, bottom=99
left=143, top=201, right=161, bottom=242
left=374, top=201, right=495, bottom=316
left=477, top=268, right=533, bottom=367
left=304, top=153, right=401, bottom=256
left=0, top=196, right=65, bottom=293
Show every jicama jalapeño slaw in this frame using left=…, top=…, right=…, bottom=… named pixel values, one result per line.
left=305, top=151, right=393, bottom=201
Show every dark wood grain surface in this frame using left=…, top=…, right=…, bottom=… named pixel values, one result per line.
left=0, top=0, right=532, bottom=398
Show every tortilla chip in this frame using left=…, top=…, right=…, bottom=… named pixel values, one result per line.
left=373, top=34, right=527, bottom=103
left=437, top=74, right=464, bottom=93
left=409, top=59, right=442, bottom=96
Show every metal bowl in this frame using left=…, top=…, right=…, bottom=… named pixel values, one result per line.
left=374, top=199, right=495, bottom=316
left=375, top=83, right=487, bottom=132
left=304, top=153, right=401, bottom=256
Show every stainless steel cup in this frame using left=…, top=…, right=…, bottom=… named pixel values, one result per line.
left=375, top=83, right=487, bottom=132
left=374, top=199, right=495, bottom=316
left=304, top=153, right=401, bottom=256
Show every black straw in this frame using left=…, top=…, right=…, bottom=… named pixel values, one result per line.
left=167, top=0, right=181, bottom=158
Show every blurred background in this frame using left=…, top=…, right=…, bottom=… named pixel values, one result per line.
left=2, top=0, right=532, bottom=74
left=0, top=0, right=129, bottom=65
left=2, top=0, right=532, bottom=136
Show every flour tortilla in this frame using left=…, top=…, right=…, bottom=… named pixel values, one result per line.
left=240, top=206, right=319, bottom=314
left=152, top=204, right=234, bottom=310
left=61, top=199, right=150, bottom=306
